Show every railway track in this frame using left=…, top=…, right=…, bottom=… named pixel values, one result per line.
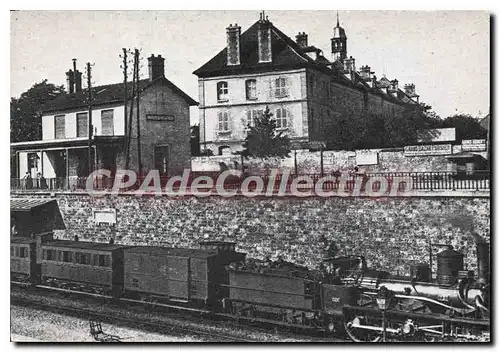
left=11, top=296, right=255, bottom=342
left=11, top=283, right=346, bottom=342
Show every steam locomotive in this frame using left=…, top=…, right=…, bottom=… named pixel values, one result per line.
left=11, top=233, right=490, bottom=342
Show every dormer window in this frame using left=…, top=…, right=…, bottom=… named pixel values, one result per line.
left=245, top=79, right=257, bottom=100
left=217, top=81, right=229, bottom=102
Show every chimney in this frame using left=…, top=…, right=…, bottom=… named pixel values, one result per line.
left=389, top=79, right=398, bottom=93
left=359, top=65, right=372, bottom=81
left=66, top=69, right=75, bottom=94
left=371, top=75, right=377, bottom=88
left=295, top=32, right=308, bottom=48
left=148, top=54, right=165, bottom=81
left=226, top=24, right=241, bottom=66
left=344, top=56, right=356, bottom=72
left=404, top=83, right=416, bottom=97
left=74, top=70, right=83, bottom=92
left=257, top=12, right=272, bottom=63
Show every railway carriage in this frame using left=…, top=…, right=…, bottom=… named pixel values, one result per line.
left=122, top=241, right=245, bottom=308
left=40, top=239, right=128, bottom=295
left=11, top=237, right=39, bottom=284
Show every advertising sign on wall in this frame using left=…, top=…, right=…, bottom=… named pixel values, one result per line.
left=355, top=151, right=379, bottom=165
left=404, top=144, right=452, bottom=156
left=461, top=139, right=487, bottom=152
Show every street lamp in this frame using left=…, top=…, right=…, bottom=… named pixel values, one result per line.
left=376, top=286, right=393, bottom=342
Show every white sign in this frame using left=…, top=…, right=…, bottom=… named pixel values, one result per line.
left=93, top=209, right=117, bottom=225
left=404, top=144, right=452, bottom=156
left=356, top=151, right=379, bottom=165
left=417, top=128, right=456, bottom=143
left=462, top=139, right=487, bottom=152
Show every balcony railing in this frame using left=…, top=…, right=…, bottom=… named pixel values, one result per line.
left=10, top=171, right=490, bottom=195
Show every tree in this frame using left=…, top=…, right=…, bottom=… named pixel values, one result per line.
left=241, top=106, right=291, bottom=158
left=435, top=114, right=487, bottom=141
left=190, top=124, right=201, bottom=156
left=11, top=80, right=66, bottom=142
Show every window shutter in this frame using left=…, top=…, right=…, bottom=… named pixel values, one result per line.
left=101, top=110, right=114, bottom=135
left=285, top=77, right=291, bottom=96
left=269, top=78, right=274, bottom=99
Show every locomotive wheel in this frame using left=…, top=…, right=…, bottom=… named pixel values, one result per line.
left=344, top=315, right=382, bottom=342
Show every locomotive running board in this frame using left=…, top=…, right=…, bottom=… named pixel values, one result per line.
left=343, top=305, right=490, bottom=326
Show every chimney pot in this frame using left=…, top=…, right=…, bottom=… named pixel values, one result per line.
left=66, top=69, right=75, bottom=94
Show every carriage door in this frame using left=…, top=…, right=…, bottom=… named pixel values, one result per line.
left=154, top=146, right=169, bottom=176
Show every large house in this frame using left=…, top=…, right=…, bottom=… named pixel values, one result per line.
left=193, top=13, right=421, bottom=155
left=11, top=54, right=197, bottom=187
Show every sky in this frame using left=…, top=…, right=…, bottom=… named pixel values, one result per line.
left=10, top=10, right=490, bottom=124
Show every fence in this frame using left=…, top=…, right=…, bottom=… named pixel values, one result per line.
left=11, top=170, right=490, bottom=195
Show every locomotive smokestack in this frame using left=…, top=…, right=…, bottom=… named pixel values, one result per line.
left=475, top=236, right=490, bottom=284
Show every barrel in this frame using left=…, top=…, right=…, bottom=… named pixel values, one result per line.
left=437, top=248, right=464, bottom=285
left=410, top=263, right=430, bottom=282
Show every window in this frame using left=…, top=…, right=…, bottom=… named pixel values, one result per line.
left=245, top=79, right=257, bottom=100
left=19, top=247, right=28, bottom=258
left=59, top=251, right=73, bottom=263
left=217, top=111, right=230, bottom=132
left=76, top=252, right=90, bottom=265
left=44, top=249, right=55, bottom=261
left=10, top=246, right=14, bottom=256
left=54, top=115, right=65, bottom=139
left=99, top=254, right=110, bottom=267
left=275, top=108, right=289, bottom=129
left=101, top=110, right=114, bottom=135
left=217, top=81, right=229, bottom=101
left=245, top=109, right=263, bottom=128
left=275, top=77, right=288, bottom=98
left=76, top=112, right=88, bottom=137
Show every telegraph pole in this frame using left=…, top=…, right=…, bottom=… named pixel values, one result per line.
left=86, top=62, right=93, bottom=176
left=121, top=48, right=128, bottom=143
left=135, top=49, right=142, bottom=175
left=124, top=48, right=135, bottom=170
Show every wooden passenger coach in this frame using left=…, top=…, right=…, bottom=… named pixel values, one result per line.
left=40, top=240, right=128, bottom=295
left=11, top=237, right=39, bottom=283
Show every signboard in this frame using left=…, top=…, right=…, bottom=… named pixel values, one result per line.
left=146, top=114, right=175, bottom=122
left=417, top=128, right=456, bottom=143
left=356, top=151, right=379, bottom=165
left=290, top=140, right=326, bottom=150
left=462, top=139, right=487, bottom=152
left=93, top=209, right=117, bottom=225
left=404, top=144, right=452, bottom=157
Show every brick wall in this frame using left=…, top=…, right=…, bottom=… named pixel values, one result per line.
left=37, top=194, right=489, bottom=276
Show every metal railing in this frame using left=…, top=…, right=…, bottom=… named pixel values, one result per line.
left=10, top=170, right=490, bottom=194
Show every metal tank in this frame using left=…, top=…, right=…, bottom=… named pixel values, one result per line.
left=437, top=248, right=464, bottom=286
left=410, top=263, right=430, bottom=282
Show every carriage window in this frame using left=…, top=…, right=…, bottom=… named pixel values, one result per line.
left=10, top=246, right=14, bottom=256
left=44, top=249, right=55, bottom=261
left=19, top=247, right=28, bottom=258
left=76, top=252, right=90, bottom=265
left=62, top=251, right=72, bottom=263
left=15, top=247, right=20, bottom=258
left=98, top=254, right=110, bottom=267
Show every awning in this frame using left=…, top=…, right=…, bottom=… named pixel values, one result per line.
left=10, top=135, right=125, bottom=151
left=11, top=197, right=66, bottom=230
left=446, top=152, right=487, bottom=162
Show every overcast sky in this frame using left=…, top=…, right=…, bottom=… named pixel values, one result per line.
left=10, top=10, right=490, bottom=123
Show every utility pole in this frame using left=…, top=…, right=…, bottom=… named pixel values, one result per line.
left=86, top=62, right=93, bottom=176
left=121, top=48, right=128, bottom=145
left=135, top=49, right=142, bottom=175
left=125, top=50, right=136, bottom=170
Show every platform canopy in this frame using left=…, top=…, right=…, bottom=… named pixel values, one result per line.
left=10, top=197, right=65, bottom=236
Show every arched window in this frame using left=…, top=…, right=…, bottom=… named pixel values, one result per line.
left=245, top=79, right=257, bottom=100
left=275, top=107, right=288, bottom=129
left=217, top=81, right=229, bottom=102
